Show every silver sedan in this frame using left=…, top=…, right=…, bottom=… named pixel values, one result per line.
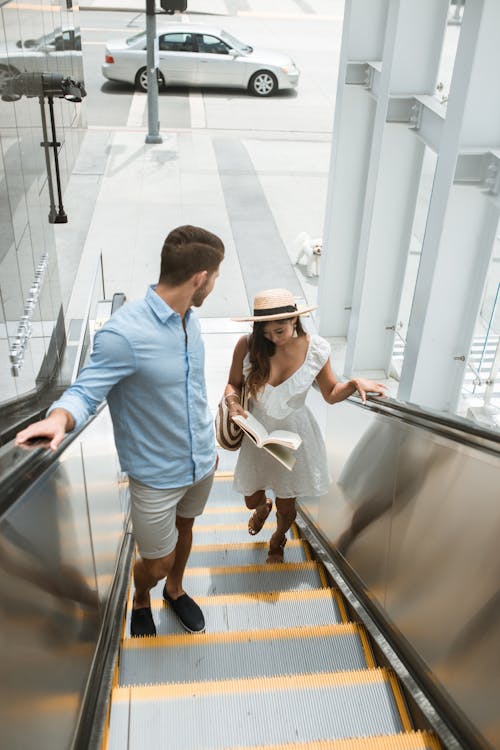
left=102, top=23, right=299, bottom=97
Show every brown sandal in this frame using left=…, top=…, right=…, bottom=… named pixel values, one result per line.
left=248, top=498, right=273, bottom=536
left=266, top=534, right=287, bottom=564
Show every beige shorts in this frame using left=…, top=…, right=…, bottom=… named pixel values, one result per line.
left=128, top=471, right=214, bottom=559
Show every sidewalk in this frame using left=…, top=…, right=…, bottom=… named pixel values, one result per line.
left=60, top=129, right=321, bottom=320
left=59, top=0, right=394, bottom=399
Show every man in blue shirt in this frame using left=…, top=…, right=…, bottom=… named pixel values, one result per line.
left=16, top=225, right=225, bottom=637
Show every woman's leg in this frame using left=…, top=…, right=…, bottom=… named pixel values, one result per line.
left=245, top=490, right=273, bottom=535
left=267, top=496, right=297, bottom=563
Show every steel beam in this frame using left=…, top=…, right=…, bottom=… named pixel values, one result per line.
left=399, top=0, right=500, bottom=411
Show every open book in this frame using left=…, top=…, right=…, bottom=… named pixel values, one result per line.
left=231, top=412, right=302, bottom=471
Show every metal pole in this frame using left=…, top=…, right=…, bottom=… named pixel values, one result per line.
left=38, top=96, right=59, bottom=223
left=145, top=0, right=162, bottom=144
left=47, top=96, right=68, bottom=223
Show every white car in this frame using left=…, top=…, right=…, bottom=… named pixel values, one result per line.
left=0, top=27, right=82, bottom=90
left=102, top=23, right=299, bottom=97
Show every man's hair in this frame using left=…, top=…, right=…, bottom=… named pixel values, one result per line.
left=159, top=225, right=225, bottom=285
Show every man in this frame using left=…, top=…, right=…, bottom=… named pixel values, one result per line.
left=16, top=225, right=225, bottom=637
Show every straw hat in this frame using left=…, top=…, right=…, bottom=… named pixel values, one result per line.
left=232, top=289, right=317, bottom=322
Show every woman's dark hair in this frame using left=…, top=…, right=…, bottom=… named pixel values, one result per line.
left=159, top=225, right=225, bottom=285
left=246, top=317, right=306, bottom=398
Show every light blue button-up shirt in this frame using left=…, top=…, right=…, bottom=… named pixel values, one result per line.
left=49, top=285, right=216, bottom=489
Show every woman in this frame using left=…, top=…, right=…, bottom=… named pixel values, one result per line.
left=224, top=289, right=386, bottom=563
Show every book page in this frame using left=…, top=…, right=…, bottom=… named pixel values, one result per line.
left=263, top=430, right=302, bottom=450
left=231, top=412, right=268, bottom=447
left=262, top=443, right=296, bottom=471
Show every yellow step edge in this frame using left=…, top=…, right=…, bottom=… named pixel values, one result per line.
left=148, top=588, right=339, bottom=608
left=194, top=523, right=265, bottom=532
left=181, top=561, right=319, bottom=576
left=122, top=622, right=366, bottom=649
left=201, top=506, right=261, bottom=515
left=357, top=624, right=376, bottom=669
left=214, top=471, right=234, bottom=479
left=302, top=540, right=313, bottom=561
left=193, top=522, right=299, bottom=538
left=112, top=667, right=391, bottom=700
left=189, top=539, right=305, bottom=552
left=334, top=592, right=350, bottom=623
left=317, top=563, right=329, bottom=587
left=388, top=670, right=414, bottom=733
left=127, top=588, right=345, bottom=616
left=225, top=731, right=441, bottom=750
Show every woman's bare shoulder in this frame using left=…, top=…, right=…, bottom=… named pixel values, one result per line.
left=232, top=334, right=249, bottom=358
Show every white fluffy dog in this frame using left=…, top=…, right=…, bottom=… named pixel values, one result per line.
left=293, top=231, right=322, bottom=277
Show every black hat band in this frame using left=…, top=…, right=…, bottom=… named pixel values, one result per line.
left=253, top=304, right=297, bottom=317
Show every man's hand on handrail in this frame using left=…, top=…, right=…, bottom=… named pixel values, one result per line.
left=15, top=409, right=75, bottom=452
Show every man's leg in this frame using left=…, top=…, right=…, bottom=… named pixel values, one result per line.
left=133, top=551, right=175, bottom=608
left=164, top=516, right=194, bottom=599
left=163, top=471, right=215, bottom=632
left=129, top=478, right=184, bottom=637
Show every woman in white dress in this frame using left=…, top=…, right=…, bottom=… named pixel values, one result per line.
left=224, top=289, right=386, bottom=563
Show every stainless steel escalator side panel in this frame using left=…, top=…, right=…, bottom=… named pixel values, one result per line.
left=0, top=407, right=127, bottom=750
left=78, top=409, right=128, bottom=609
left=299, top=397, right=500, bottom=749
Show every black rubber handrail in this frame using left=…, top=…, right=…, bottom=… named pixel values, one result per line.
left=358, top=395, right=500, bottom=453
left=0, top=403, right=106, bottom=521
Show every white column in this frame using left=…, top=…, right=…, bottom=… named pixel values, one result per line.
left=318, top=0, right=389, bottom=337
left=398, top=0, right=500, bottom=411
left=342, top=0, right=449, bottom=376
left=319, top=0, right=450, bottom=379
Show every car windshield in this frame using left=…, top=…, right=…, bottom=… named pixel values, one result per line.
left=35, top=31, right=56, bottom=47
left=219, top=30, right=252, bottom=54
left=126, top=31, right=146, bottom=46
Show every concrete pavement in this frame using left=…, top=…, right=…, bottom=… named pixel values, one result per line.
left=58, top=0, right=396, bottom=404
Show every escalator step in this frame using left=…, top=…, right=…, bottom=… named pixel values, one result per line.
left=124, top=589, right=345, bottom=635
left=187, top=539, right=308, bottom=567
left=147, top=561, right=325, bottom=596
left=196, top=507, right=261, bottom=524
left=108, top=669, right=407, bottom=749
left=119, top=623, right=372, bottom=686
left=213, top=732, right=441, bottom=749
left=204, top=478, right=240, bottom=507
left=192, top=523, right=295, bottom=544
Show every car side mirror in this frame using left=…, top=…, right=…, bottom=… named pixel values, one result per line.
left=229, top=48, right=240, bottom=57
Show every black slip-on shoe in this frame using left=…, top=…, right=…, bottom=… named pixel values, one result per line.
left=163, top=586, right=205, bottom=633
left=130, top=606, right=156, bottom=637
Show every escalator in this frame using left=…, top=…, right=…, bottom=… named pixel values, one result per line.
left=107, top=470, right=440, bottom=749
left=0, top=395, right=498, bottom=749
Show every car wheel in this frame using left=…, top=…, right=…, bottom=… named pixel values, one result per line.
left=249, top=70, right=277, bottom=97
left=135, top=67, right=165, bottom=92
left=0, top=64, right=20, bottom=92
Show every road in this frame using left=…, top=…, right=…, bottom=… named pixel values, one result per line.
left=78, top=8, right=343, bottom=133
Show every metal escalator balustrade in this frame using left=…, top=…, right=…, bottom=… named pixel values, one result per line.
left=105, top=474, right=441, bottom=750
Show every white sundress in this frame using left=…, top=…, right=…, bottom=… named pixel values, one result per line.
left=233, top=334, right=332, bottom=498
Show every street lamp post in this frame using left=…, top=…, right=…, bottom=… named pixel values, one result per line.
left=145, top=0, right=187, bottom=143
left=145, top=0, right=162, bottom=144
